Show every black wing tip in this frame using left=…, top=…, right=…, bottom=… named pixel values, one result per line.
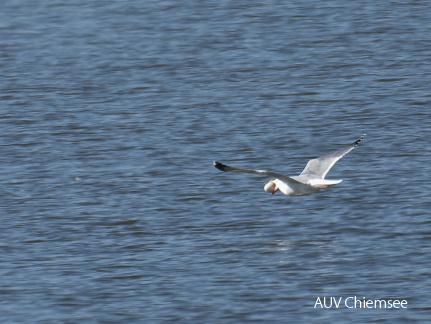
left=353, top=134, right=366, bottom=147
left=213, top=161, right=227, bottom=171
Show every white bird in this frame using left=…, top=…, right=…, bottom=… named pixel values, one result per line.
left=213, top=134, right=365, bottom=196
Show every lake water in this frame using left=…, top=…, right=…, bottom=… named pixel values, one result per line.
left=1, top=0, right=431, bottom=323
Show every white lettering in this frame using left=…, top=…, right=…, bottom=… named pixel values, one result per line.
left=333, top=297, right=342, bottom=308
left=374, top=299, right=387, bottom=308
left=323, top=297, right=333, bottom=308
left=355, top=296, right=364, bottom=308
left=314, top=297, right=343, bottom=309
left=345, top=296, right=354, bottom=308
left=319, top=296, right=408, bottom=309
left=314, top=297, right=323, bottom=308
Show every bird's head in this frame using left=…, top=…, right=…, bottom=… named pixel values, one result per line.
left=264, top=180, right=279, bottom=195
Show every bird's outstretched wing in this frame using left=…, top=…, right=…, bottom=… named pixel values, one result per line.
left=213, top=161, right=303, bottom=186
left=299, top=134, right=365, bottom=179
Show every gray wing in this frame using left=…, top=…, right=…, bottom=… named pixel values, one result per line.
left=299, top=134, right=365, bottom=179
left=213, top=161, right=303, bottom=186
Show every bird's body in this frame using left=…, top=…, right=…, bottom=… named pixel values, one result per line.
left=213, top=134, right=365, bottom=196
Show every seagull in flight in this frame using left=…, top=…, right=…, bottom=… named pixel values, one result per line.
left=213, top=134, right=365, bottom=196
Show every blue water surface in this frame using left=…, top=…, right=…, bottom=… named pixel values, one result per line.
left=1, top=1, right=431, bottom=323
